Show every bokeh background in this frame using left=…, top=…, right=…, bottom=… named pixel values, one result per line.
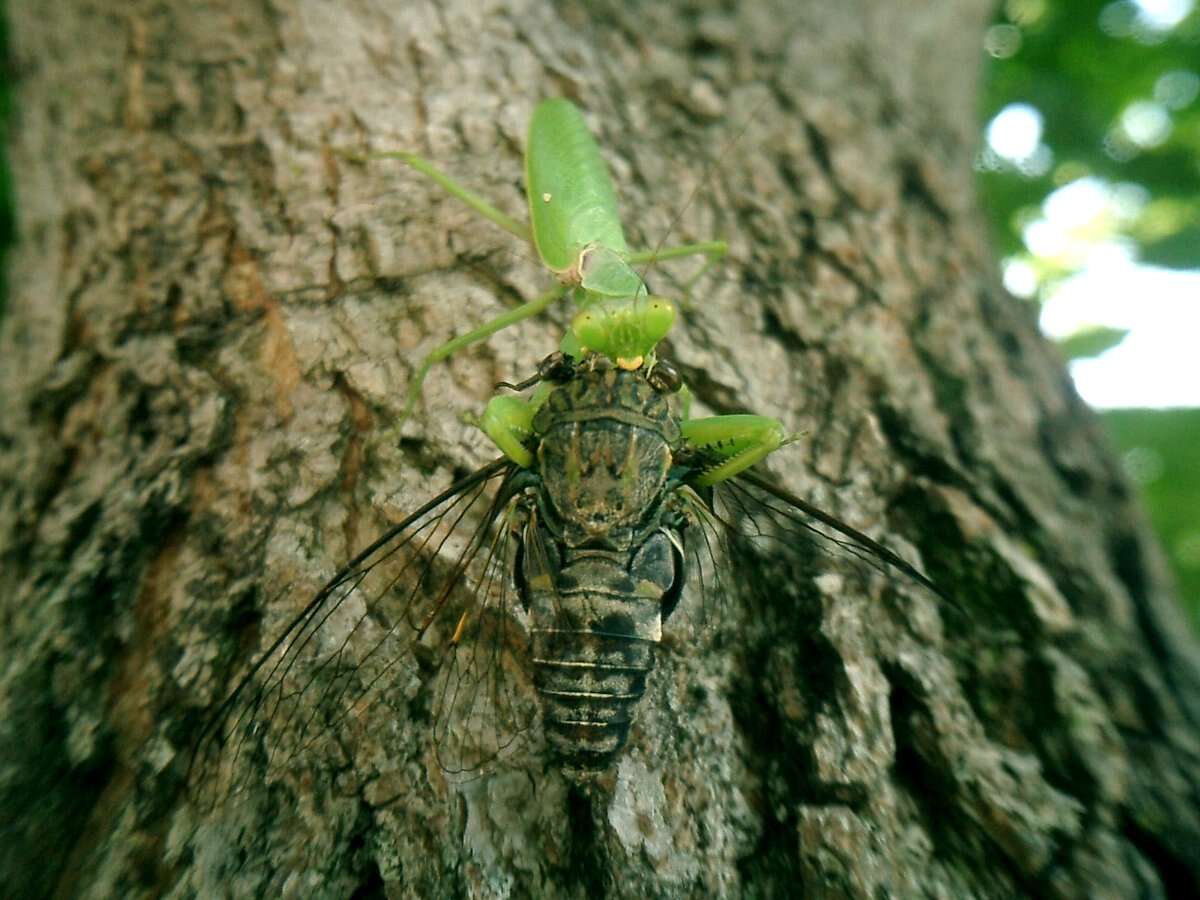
left=979, top=0, right=1199, bottom=626
left=0, top=1, right=1195, bottom=625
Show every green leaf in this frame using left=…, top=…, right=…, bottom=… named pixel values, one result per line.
left=1055, top=326, right=1130, bottom=361
left=1140, top=226, right=1200, bottom=270
left=1101, top=408, right=1200, bottom=632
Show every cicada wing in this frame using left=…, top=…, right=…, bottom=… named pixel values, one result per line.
left=186, top=457, right=536, bottom=812
left=676, top=467, right=951, bottom=618
left=426, top=492, right=543, bottom=778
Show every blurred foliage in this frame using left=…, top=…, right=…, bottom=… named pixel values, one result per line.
left=979, top=0, right=1200, bottom=287
left=1102, top=409, right=1200, bottom=627
left=1057, top=324, right=1131, bottom=360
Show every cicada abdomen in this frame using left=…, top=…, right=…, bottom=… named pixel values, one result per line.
left=522, top=528, right=683, bottom=769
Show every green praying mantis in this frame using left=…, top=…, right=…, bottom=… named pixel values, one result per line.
left=379, top=98, right=788, bottom=487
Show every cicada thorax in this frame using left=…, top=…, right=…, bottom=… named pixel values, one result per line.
left=532, top=360, right=681, bottom=548
left=520, top=361, right=686, bottom=769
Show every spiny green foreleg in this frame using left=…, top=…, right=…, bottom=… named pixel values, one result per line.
left=398, top=283, right=568, bottom=427
left=479, top=381, right=556, bottom=467
left=681, top=414, right=787, bottom=486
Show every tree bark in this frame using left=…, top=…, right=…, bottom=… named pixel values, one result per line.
left=2, top=1, right=1197, bottom=898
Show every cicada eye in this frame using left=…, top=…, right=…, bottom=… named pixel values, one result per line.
left=538, top=351, right=575, bottom=383
left=647, top=359, right=682, bottom=394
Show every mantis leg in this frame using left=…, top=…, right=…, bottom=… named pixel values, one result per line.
left=625, top=240, right=727, bottom=266
left=626, top=240, right=728, bottom=301
left=375, top=152, right=532, bottom=244
left=479, top=381, right=556, bottom=467
left=681, top=414, right=788, bottom=486
left=399, top=283, right=569, bottom=426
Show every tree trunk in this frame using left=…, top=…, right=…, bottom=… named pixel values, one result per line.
left=3, top=1, right=1197, bottom=898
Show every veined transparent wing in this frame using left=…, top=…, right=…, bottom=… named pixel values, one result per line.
left=186, top=457, right=539, bottom=813
left=673, top=455, right=954, bottom=624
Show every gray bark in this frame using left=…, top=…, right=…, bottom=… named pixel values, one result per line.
left=2, top=1, right=1198, bottom=898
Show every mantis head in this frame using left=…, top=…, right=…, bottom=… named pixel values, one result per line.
left=571, top=295, right=676, bottom=369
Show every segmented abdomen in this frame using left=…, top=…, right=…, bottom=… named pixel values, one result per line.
left=522, top=532, right=679, bottom=769
left=530, top=593, right=658, bottom=768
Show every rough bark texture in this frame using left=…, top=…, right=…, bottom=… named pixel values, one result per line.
left=2, top=1, right=1198, bottom=898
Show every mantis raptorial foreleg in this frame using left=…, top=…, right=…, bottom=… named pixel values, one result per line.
left=478, top=381, right=556, bottom=467
left=681, top=414, right=789, bottom=485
